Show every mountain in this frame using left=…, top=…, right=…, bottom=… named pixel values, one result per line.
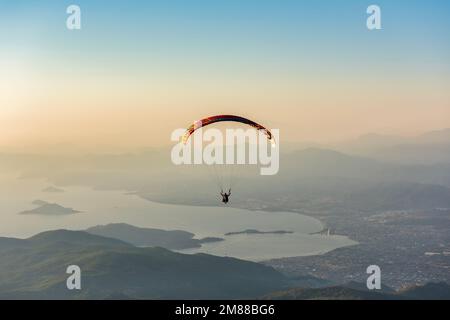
left=342, top=281, right=396, bottom=294
left=262, top=286, right=394, bottom=300
left=281, top=148, right=450, bottom=186
left=129, top=147, right=450, bottom=211
left=351, top=133, right=408, bottom=147
left=28, top=229, right=130, bottom=247
left=42, top=186, right=65, bottom=193
left=399, top=282, right=450, bottom=300
left=263, top=282, right=450, bottom=300
left=232, top=148, right=450, bottom=211
left=225, top=229, right=293, bottom=236
left=343, top=182, right=450, bottom=211
left=343, top=129, right=450, bottom=148
left=337, top=128, right=450, bottom=165
left=86, top=223, right=223, bottom=250
left=0, top=230, right=286, bottom=299
left=19, top=201, right=80, bottom=216
left=3, top=145, right=450, bottom=212
left=416, top=128, right=450, bottom=144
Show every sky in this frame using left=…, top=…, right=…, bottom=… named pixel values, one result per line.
left=1, top=0, right=449, bottom=151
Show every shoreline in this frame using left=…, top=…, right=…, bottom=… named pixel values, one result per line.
left=0, top=173, right=357, bottom=260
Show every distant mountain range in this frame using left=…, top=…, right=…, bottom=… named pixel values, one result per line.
left=223, top=148, right=450, bottom=212
left=342, top=181, right=450, bottom=211
left=353, top=128, right=450, bottom=147
left=123, top=147, right=450, bottom=211
left=337, top=128, right=450, bottom=165
left=281, top=148, right=450, bottom=186
left=2, top=129, right=450, bottom=213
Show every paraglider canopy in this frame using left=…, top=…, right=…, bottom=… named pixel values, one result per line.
left=179, top=114, right=277, bottom=202
left=182, top=115, right=275, bottom=146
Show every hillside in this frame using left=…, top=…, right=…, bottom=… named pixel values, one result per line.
left=0, top=230, right=286, bottom=299
left=399, top=282, right=450, bottom=300
left=263, top=282, right=450, bottom=300
left=263, top=286, right=393, bottom=300
left=86, top=223, right=223, bottom=250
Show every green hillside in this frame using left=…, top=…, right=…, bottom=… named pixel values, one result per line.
left=0, top=230, right=286, bottom=299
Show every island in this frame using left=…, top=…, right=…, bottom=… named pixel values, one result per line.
left=225, top=229, right=293, bottom=236
left=86, top=223, right=224, bottom=250
left=42, top=186, right=65, bottom=193
left=19, top=200, right=80, bottom=215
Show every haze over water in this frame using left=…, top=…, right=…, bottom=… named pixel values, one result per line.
left=0, top=171, right=356, bottom=261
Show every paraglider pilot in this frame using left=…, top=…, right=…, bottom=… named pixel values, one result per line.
left=220, top=189, right=231, bottom=204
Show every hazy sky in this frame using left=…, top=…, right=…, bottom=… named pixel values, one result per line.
left=1, top=0, right=449, bottom=151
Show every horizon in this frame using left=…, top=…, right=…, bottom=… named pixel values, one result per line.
left=1, top=126, right=449, bottom=155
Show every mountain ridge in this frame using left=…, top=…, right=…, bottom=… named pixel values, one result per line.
left=0, top=229, right=286, bottom=299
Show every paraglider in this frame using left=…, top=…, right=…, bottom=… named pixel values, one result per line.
left=220, top=189, right=231, bottom=204
left=180, top=115, right=276, bottom=204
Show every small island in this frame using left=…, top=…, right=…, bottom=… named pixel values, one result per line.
left=198, top=237, right=224, bottom=244
left=225, top=229, right=293, bottom=236
left=86, top=223, right=224, bottom=250
left=19, top=200, right=80, bottom=216
left=42, top=186, right=65, bottom=193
